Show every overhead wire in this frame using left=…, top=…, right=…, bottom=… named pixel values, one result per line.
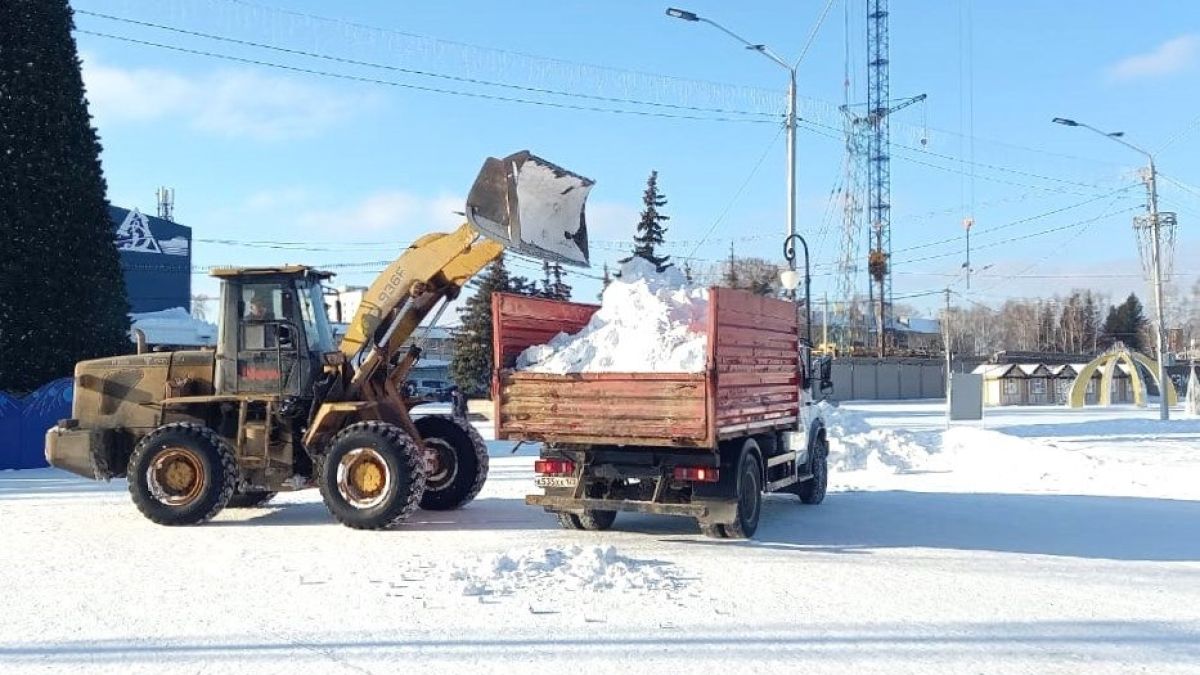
left=76, top=10, right=781, bottom=120
left=77, top=30, right=780, bottom=124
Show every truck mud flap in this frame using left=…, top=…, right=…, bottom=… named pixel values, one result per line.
left=527, top=494, right=737, bottom=524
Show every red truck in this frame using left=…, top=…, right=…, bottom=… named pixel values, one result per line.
left=491, top=287, right=828, bottom=539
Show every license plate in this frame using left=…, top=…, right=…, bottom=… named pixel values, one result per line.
left=535, top=476, right=577, bottom=488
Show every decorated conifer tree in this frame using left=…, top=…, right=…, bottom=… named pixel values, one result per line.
left=0, top=0, right=130, bottom=392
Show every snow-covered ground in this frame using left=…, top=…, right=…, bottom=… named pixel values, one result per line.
left=2, top=401, right=1199, bottom=674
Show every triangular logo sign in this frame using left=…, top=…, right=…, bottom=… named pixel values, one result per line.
left=115, top=209, right=162, bottom=254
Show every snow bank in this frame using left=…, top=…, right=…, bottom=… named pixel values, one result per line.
left=818, top=401, right=944, bottom=473
left=516, top=258, right=708, bottom=373
left=451, top=545, right=685, bottom=596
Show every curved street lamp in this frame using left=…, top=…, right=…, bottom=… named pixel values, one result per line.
left=666, top=7, right=799, bottom=276
left=781, top=233, right=812, bottom=384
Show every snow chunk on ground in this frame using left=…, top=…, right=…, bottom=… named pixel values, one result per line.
left=818, top=401, right=945, bottom=473
left=451, top=545, right=686, bottom=596
left=516, top=258, right=708, bottom=373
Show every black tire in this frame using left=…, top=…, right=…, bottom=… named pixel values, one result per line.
left=579, top=510, right=617, bottom=531
left=557, top=511, right=583, bottom=530
left=127, top=422, right=237, bottom=526
left=318, top=421, right=428, bottom=530
left=226, top=490, right=276, bottom=508
left=797, top=433, right=828, bottom=505
left=414, top=415, right=488, bottom=511
left=722, top=440, right=763, bottom=539
left=556, top=510, right=615, bottom=530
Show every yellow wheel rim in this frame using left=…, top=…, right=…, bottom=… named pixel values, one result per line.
left=337, top=448, right=391, bottom=509
left=147, top=447, right=206, bottom=507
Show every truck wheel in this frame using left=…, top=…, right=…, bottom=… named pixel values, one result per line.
left=127, top=422, right=237, bottom=526
left=414, top=415, right=489, bottom=511
left=796, top=434, right=828, bottom=505
left=319, top=421, right=428, bottom=530
left=556, top=510, right=616, bottom=531
left=226, top=490, right=276, bottom=508
left=722, top=440, right=763, bottom=539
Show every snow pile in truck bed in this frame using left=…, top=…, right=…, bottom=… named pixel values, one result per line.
left=451, top=545, right=686, bottom=596
left=516, top=257, right=708, bottom=373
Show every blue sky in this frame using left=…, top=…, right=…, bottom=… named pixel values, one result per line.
left=72, top=0, right=1200, bottom=319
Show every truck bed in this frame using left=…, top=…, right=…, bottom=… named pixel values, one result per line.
left=492, top=288, right=801, bottom=449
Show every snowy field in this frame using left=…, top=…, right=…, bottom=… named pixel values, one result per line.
left=2, top=401, right=1199, bottom=674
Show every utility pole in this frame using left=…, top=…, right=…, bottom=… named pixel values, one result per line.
left=944, top=287, right=952, bottom=428
left=1052, top=117, right=1171, bottom=420
left=1144, top=159, right=1170, bottom=421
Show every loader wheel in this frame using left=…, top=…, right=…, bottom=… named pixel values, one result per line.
left=414, top=415, right=489, bottom=511
left=796, top=434, right=828, bottom=505
left=128, top=423, right=237, bottom=526
left=721, top=440, right=763, bottom=539
left=557, top=510, right=616, bottom=531
left=226, top=490, right=276, bottom=509
left=319, top=421, right=427, bottom=530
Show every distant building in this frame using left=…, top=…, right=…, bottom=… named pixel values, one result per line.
left=111, top=206, right=192, bottom=313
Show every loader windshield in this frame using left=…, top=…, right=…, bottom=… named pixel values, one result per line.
left=299, top=281, right=336, bottom=353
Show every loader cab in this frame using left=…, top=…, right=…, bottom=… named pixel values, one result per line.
left=210, top=266, right=336, bottom=397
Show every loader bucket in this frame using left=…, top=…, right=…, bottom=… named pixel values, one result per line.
left=466, top=151, right=593, bottom=267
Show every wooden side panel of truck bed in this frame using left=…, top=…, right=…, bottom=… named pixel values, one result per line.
left=492, top=288, right=799, bottom=449
left=709, top=287, right=801, bottom=434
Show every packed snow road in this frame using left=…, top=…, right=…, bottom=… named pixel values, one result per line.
left=2, top=402, right=1199, bottom=674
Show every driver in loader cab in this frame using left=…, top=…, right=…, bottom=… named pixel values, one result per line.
left=247, top=291, right=274, bottom=320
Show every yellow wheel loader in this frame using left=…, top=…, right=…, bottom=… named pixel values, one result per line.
left=44, top=152, right=593, bottom=529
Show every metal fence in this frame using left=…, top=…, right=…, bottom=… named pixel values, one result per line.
left=823, top=358, right=966, bottom=401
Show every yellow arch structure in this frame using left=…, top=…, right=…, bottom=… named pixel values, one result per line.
left=1069, top=346, right=1178, bottom=408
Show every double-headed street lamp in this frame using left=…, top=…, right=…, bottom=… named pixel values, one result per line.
left=1052, top=117, right=1171, bottom=420
left=666, top=8, right=798, bottom=278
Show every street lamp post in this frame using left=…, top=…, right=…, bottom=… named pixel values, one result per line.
left=1052, top=117, right=1171, bottom=421
left=666, top=8, right=798, bottom=278
left=781, top=234, right=813, bottom=389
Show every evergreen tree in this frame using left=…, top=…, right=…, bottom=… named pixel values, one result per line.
left=722, top=244, right=740, bottom=288
left=1101, top=293, right=1147, bottom=351
left=0, top=1, right=130, bottom=392
left=549, top=262, right=571, bottom=300
left=540, top=260, right=553, bottom=298
left=450, top=256, right=540, bottom=396
left=450, top=257, right=510, bottom=396
left=620, top=170, right=671, bottom=271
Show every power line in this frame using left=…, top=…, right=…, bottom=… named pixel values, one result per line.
left=77, top=10, right=780, bottom=120
left=213, top=0, right=783, bottom=98
left=77, top=30, right=780, bottom=125
left=799, top=119, right=1122, bottom=196
left=686, top=126, right=784, bottom=258
left=892, top=205, right=1141, bottom=267
left=889, top=184, right=1139, bottom=256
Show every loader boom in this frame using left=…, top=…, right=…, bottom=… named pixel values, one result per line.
left=338, top=223, right=503, bottom=376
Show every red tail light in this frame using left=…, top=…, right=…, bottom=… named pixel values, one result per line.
left=673, top=466, right=720, bottom=483
left=534, top=459, right=576, bottom=475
